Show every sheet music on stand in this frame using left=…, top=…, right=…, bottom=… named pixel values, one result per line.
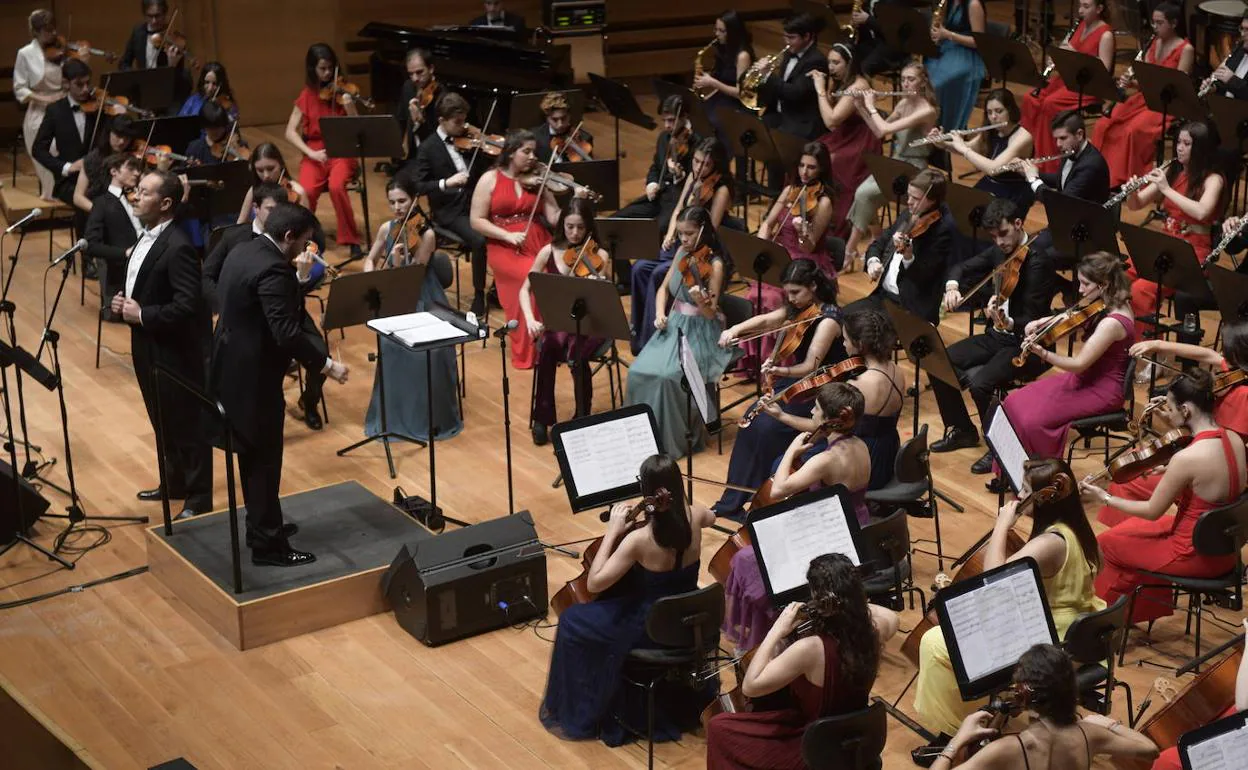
left=1182, top=710, right=1248, bottom=770
left=748, top=486, right=865, bottom=606
left=551, top=405, right=662, bottom=512
left=367, top=312, right=470, bottom=347
left=937, top=557, right=1058, bottom=700
left=678, top=331, right=710, bottom=424
left=985, top=406, right=1031, bottom=495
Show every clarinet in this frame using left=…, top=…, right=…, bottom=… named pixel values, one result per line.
left=1106, top=34, right=1154, bottom=117
left=1198, top=50, right=1235, bottom=98
left=1103, top=160, right=1173, bottom=208
left=1203, top=216, right=1248, bottom=269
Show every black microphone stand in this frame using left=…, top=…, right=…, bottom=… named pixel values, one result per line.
left=0, top=228, right=54, bottom=488
left=38, top=256, right=148, bottom=548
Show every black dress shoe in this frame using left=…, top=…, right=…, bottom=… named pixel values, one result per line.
left=930, top=426, right=979, bottom=453
left=245, top=523, right=299, bottom=548
left=138, top=488, right=185, bottom=502
left=175, top=506, right=208, bottom=520
left=470, top=293, right=486, bottom=316
left=487, top=284, right=502, bottom=309
left=531, top=422, right=548, bottom=446
left=970, top=450, right=994, bottom=475
left=251, top=547, right=317, bottom=567
left=302, top=402, right=323, bottom=431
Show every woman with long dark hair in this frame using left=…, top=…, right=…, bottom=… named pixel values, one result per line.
left=284, top=43, right=363, bottom=259
left=915, top=458, right=1106, bottom=737
left=712, top=259, right=845, bottom=519
left=72, top=116, right=140, bottom=213
left=931, top=644, right=1158, bottom=768
left=236, top=143, right=309, bottom=221
left=693, top=10, right=754, bottom=110
left=178, top=61, right=238, bottom=121
left=540, top=454, right=717, bottom=746
left=935, top=88, right=1035, bottom=213
left=625, top=205, right=735, bottom=456
left=707, top=553, right=898, bottom=769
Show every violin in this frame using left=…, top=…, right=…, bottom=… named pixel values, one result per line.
left=387, top=206, right=430, bottom=265
left=44, top=37, right=119, bottom=63
left=124, top=187, right=139, bottom=206
left=738, top=356, right=866, bottom=428
left=453, top=124, right=505, bottom=156
left=1215, top=368, right=1247, bottom=395
left=417, top=77, right=439, bottom=110
left=954, top=239, right=1032, bottom=325
left=1083, top=427, right=1194, bottom=487
left=134, top=141, right=195, bottom=167
left=149, top=27, right=199, bottom=72
left=520, top=162, right=602, bottom=201
left=893, top=207, right=942, bottom=253
left=688, top=171, right=721, bottom=210
left=279, top=179, right=300, bottom=203
left=206, top=82, right=234, bottom=113
left=209, top=138, right=250, bottom=162
left=82, top=88, right=153, bottom=119
left=550, top=130, right=593, bottom=162
left=562, top=238, right=607, bottom=279
left=1012, top=296, right=1107, bottom=368
left=548, top=489, right=673, bottom=615
left=678, top=242, right=714, bottom=297
left=769, top=303, right=824, bottom=367
left=319, top=76, right=375, bottom=110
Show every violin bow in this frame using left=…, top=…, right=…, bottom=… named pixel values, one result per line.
left=465, top=97, right=499, bottom=180
left=87, top=76, right=112, bottom=152
left=551, top=119, right=586, bottom=165
left=520, top=159, right=557, bottom=241
left=656, top=101, right=684, bottom=191
left=954, top=234, right=1033, bottom=311
left=569, top=237, right=604, bottom=279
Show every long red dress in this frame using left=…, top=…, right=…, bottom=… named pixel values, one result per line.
left=487, top=173, right=551, bottom=369
left=705, top=635, right=866, bottom=769
left=1093, top=37, right=1193, bottom=187
left=819, top=109, right=882, bottom=237
left=293, top=85, right=361, bottom=246
left=1094, top=428, right=1244, bottom=624
left=1127, top=171, right=1218, bottom=330
left=1022, top=19, right=1114, bottom=172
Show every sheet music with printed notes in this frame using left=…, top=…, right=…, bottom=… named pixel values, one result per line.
left=559, top=412, right=660, bottom=498
left=366, top=312, right=466, bottom=346
left=986, top=407, right=1030, bottom=493
left=752, top=494, right=860, bottom=596
left=942, top=567, right=1053, bottom=683
left=1187, top=720, right=1248, bottom=770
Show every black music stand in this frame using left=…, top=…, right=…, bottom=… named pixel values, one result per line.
left=973, top=32, right=1044, bottom=89
left=885, top=300, right=960, bottom=436
left=864, top=153, right=920, bottom=223
left=769, top=128, right=810, bottom=181
left=944, top=182, right=996, bottom=253
left=551, top=160, right=620, bottom=211
left=100, top=67, right=177, bottom=113
left=716, top=226, right=792, bottom=314
left=715, top=105, right=781, bottom=219
left=1209, top=94, right=1248, bottom=151
left=129, top=115, right=201, bottom=153
left=792, top=0, right=852, bottom=45
left=509, top=89, right=586, bottom=130
left=1049, top=47, right=1119, bottom=110
left=320, top=115, right=403, bottom=262
left=652, top=79, right=715, bottom=144
left=588, top=73, right=656, bottom=171
left=1135, top=61, right=1207, bottom=165
left=876, top=4, right=941, bottom=60
left=324, top=264, right=427, bottom=478
left=1042, top=191, right=1120, bottom=264
left=183, top=160, right=251, bottom=230
left=1207, top=265, right=1248, bottom=323
left=596, top=217, right=662, bottom=279
left=1119, top=223, right=1209, bottom=394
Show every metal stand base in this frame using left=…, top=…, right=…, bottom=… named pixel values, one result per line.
left=0, top=532, right=74, bottom=569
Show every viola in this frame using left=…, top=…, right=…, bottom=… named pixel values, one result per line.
left=519, top=162, right=602, bottom=201
left=454, top=124, right=505, bottom=156
left=749, top=419, right=846, bottom=510
left=1012, top=296, right=1107, bottom=368
left=417, top=77, right=439, bottom=109
left=209, top=138, right=250, bottom=162
left=548, top=489, right=672, bottom=615
left=562, top=238, right=607, bottom=279
left=44, top=37, right=119, bottom=63
left=134, top=141, right=195, bottom=167
left=739, top=357, right=867, bottom=429
left=319, top=76, right=375, bottom=110
left=550, top=130, right=593, bottom=162
left=387, top=207, right=430, bottom=265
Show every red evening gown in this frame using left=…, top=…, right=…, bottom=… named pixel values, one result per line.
left=487, top=173, right=551, bottom=369
left=1022, top=20, right=1114, bottom=172
left=1092, top=37, right=1192, bottom=187
left=1094, top=428, right=1244, bottom=624
left=705, top=635, right=867, bottom=770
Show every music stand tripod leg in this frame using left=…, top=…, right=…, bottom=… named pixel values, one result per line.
left=336, top=331, right=427, bottom=479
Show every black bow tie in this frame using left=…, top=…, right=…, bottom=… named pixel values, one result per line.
left=70, top=103, right=81, bottom=112
left=444, top=135, right=455, bottom=144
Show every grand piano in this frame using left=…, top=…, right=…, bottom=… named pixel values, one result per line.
left=356, top=21, right=574, bottom=128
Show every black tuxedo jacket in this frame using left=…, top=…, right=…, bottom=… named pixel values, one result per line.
left=1036, top=142, right=1110, bottom=205
left=468, top=12, right=527, bottom=39
left=119, top=23, right=194, bottom=105
left=645, top=129, right=703, bottom=192
left=84, top=192, right=138, bottom=267
left=414, top=135, right=473, bottom=226
left=761, top=44, right=827, bottom=140
left=394, top=80, right=441, bottom=160
left=1215, top=48, right=1248, bottom=100
left=211, top=236, right=325, bottom=449
left=31, top=99, right=106, bottom=187
left=203, top=223, right=255, bottom=313
left=532, top=123, right=595, bottom=164
left=866, top=207, right=954, bottom=324
left=949, top=240, right=1058, bottom=339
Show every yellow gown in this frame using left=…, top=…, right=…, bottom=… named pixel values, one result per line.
left=913, top=522, right=1106, bottom=736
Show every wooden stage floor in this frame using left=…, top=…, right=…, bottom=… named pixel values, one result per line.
left=0, top=86, right=1237, bottom=769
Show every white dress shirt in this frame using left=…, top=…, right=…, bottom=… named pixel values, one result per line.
left=437, top=126, right=469, bottom=191
left=145, top=34, right=159, bottom=69
left=1236, top=52, right=1248, bottom=83
left=1029, top=141, right=1087, bottom=193
left=108, top=184, right=142, bottom=235
left=125, top=218, right=172, bottom=305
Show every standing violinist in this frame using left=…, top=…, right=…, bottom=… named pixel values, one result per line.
left=711, top=259, right=843, bottom=520
left=631, top=137, right=733, bottom=353
left=929, top=199, right=1057, bottom=476
left=519, top=198, right=611, bottom=444
left=913, top=458, right=1105, bottom=744
left=415, top=93, right=490, bottom=316
left=14, top=9, right=63, bottom=200
left=845, top=168, right=952, bottom=325
left=236, top=143, right=309, bottom=222
left=539, top=454, right=717, bottom=746
left=1084, top=369, right=1246, bottom=626
left=178, top=62, right=239, bottom=123
left=532, top=91, right=593, bottom=164
left=394, top=48, right=439, bottom=162
left=31, top=57, right=106, bottom=211
left=119, top=0, right=192, bottom=104
left=362, top=175, right=461, bottom=443
left=284, top=43, right=363, bottom=261
left=707, top=553, right=897, bottom=770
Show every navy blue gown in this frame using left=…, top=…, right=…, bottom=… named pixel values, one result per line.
left=540, top=558, right=712, bottom=745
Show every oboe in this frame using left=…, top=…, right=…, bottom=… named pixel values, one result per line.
left=1103, top=160, right=1173, bottom=208
left=1203, top=216, right=1248, bottom=269
left=909, top=122, right=1007, bottom=147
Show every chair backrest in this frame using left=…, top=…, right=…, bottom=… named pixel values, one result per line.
left=645, top=582, right=725, bottom=654
left=892, top=424, right=930, bottom=485
left=858, top=508, right=911, bottom=571
left=1063, top=595, right=1129, bottom=664
left=1192, top=492, right=1248, bottom=558
left=801, top=700, right=888, bottom=770
left=430, top=251, right=454, bottom=289
left=720, top=294, right=754, bottom=329
left=1120, top=357, right=1137, bottom=410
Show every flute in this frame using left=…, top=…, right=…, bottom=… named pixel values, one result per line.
left=909, top=122, right=1008, bottom=147
left=828, top=89, right=916, bottom=97
left=988, top=150, right=1074, bottom=175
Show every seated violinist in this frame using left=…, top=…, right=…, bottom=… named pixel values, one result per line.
left=929, top=199, right=1057, bottom=475
left=712, top=260, right=844, bottom=520
left=1084, top=368, right=1247, bottom=625
left=539, top=454, right=716, bottom=745
left=723, top=384, right=878, bottom=650
left=84, top=153, right=144, bottom=321
left=184, top=100, right=239, bottom=165
left=519, top=198, right=612, bottom=445
left=31, top=57, right=106, bottom=210
left=914, top=458, right=1106, bottom=742
left=179, top=62, right=238, bottom=123
left=73, top=115, right=141, bottom=214
left=631, top=137, right=734, bottom=353
left=931, top=644, right=1158, bottom=768
left=532, top=91, right=593, bottom=164
left=394, top=48, right=439, bottom=161
left=614, top=95, right=699, bottom=225
left=706, top=553, right=899, bottom=770
left=237, top=143, right=308, bottom=222
left=120, top=0, right=193, bottom=102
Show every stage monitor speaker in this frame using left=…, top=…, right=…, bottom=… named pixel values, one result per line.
left=382, top=511, right=548, bottom=647
left=1, top=459, right=49, bottom=540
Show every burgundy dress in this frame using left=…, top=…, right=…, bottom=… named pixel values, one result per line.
left=706, top=635, right=866, bottom=770
left=819, top=111, right=881, bottom=238
left=1000, top=312, right=1134, bottom=460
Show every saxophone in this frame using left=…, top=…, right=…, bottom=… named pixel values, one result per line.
left=693, top=38, right=718, bottom=101
left=739, top=45, right=790, bottom=114
left=844, top=0, right=863, bottom=43
left=932, top=0, right=948, bottom=32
